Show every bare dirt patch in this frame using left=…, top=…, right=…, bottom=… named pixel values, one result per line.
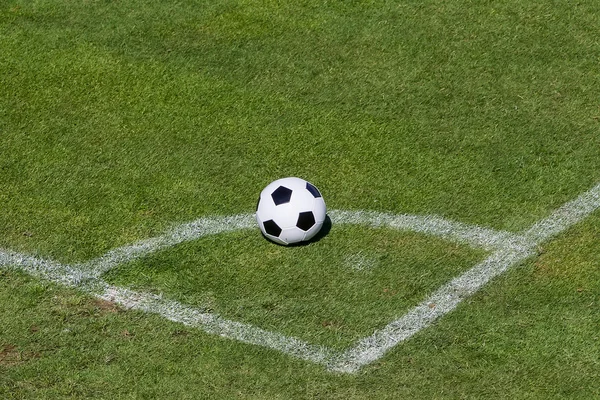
left=0, top=344, right=40, bottom=367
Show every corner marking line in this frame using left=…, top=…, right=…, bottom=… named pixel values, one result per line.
left=1, top=181, right=599, bottom=373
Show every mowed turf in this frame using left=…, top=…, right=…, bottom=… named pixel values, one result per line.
left=103, top=226, right=485, bottom=349
left=1, top=0, right=600, bottom=398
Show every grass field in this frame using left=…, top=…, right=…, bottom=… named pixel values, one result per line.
left=1, top=0, right=600, bottom=398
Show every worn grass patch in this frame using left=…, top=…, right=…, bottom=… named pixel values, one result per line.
left=0, top=344, right=40, bottom=368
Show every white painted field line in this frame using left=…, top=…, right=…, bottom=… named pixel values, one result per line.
left=0, top=247, right=338, bottom=367
left=330, top=182, right=600, bottom=373
left=96, top=285, right=337, bottom=366
left=523, top=182, right=600, bottom=244
left=2, top=182, right=599, bottom=374
left=0, top=248, right=92, bottom=287
left=81, top=210, right=521, bottom=278
left=81, top=214, right=256, bottom=277
left=328, top=247, right=533, bottom=373
left=329, top=210, right=527, bottom=252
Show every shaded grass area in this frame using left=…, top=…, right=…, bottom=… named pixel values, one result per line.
left=103, top=226, right=485, bottom=348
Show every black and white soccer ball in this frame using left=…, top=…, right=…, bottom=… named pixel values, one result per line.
left=256, top=177, right=327, bottom=245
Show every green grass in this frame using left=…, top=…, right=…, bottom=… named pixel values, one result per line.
left=1, top=0, right=600, bottom=397
left=103, top=226, right=484, bottom=349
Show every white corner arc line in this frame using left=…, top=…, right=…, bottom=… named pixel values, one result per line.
left=328, top=210, right=529, bottom=252
left=80, top=214, right=256, bottom=277
left=1, top=181, right=599, bottom=374
left=80, top=211, right=518, bottom=277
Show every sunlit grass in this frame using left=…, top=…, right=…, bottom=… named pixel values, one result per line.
left=1, top=0, right=600, bottom=398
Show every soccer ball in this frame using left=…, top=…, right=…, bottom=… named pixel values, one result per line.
left=256, top=177, right=327, bottom=245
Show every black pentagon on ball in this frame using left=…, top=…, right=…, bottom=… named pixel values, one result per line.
left=296, top=211, right=316, bottom=231
left=263, top=219, right=282, bottom=237
left=271, top=186, right=293, bottom=205
left=305, top=182, right=322, bottom=198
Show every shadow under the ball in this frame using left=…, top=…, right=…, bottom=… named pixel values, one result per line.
left=264, top=215, right=332, bottom=247
left=308, top=214, right=332, bottom=243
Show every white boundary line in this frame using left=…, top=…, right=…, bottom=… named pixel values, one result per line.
left=1, top=181, right=599, bottom=373
left=0, top=248, right=93, bottom=286
left=329, top=247, right=533, bottom=372
left=0, top=250, right=337, bottom=366
left=96, top=284, right=337, bottom=366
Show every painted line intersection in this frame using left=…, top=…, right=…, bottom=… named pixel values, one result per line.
left=1, top=182, right=599, bottom=373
